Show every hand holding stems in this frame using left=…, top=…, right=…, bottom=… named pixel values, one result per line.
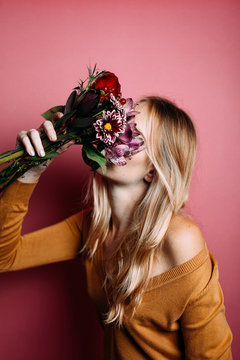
left=0, top=113, right=75, bottom=187
left=17, top=112, right=75, bottom=182
left=0, top=67, right=142, bottom=192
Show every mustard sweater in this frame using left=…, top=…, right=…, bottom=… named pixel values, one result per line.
left=0, top=180, right=233, bottom=360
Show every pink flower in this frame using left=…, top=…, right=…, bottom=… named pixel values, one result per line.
left=93, top=110, right=126, bottom=145
left=105, top=144, right=129, bottom=166
left=118, top=121, right=140, bottom=146
left=104, top=121, right=145, bottom=166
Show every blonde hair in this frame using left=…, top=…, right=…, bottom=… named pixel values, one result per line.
left=81, top=96, right=197, bottom=326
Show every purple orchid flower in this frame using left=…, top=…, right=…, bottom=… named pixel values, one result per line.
left=92, top=94, right=144, bottom=166
left=105, top=144, right=130, bottom=166
left=104, top=105, right=145, bottom=166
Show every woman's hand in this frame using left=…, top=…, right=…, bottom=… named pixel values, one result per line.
left=16, top=112, right=75, bottom=183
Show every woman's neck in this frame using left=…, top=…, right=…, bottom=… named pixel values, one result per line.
left=107, top=180, right=148, bottom=236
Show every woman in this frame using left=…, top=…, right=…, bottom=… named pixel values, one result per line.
left=0, top=96, right=233, bottom=359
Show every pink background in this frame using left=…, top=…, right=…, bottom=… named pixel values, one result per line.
left=0, top=0, right=239, bottom=358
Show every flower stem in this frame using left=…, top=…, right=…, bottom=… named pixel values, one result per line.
left=0, top=149, right=25, bottom=164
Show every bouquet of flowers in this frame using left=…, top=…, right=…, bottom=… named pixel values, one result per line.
left=0, top=65, right=144, bottom=194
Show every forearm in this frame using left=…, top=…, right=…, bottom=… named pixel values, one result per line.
left=0, top=180, right=38, bottom=270
left=18, top=172, right=41, bottom=183
left=0, top=179, right=85, bottom=272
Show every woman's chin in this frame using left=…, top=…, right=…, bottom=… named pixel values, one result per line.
left=96, top=163, right=113, bottom=176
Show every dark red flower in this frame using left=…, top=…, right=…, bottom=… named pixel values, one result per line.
left=91, top=71, right=121, bottom=98
left=76, top=89, right=100, bottom=116
left=104, top=121, right=145, bottom=165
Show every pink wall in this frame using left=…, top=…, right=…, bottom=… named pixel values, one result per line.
left=0, top=0, right=239, bottom=358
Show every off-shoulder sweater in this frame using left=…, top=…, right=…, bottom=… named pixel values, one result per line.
left=0, top=180, right=233, bottom=359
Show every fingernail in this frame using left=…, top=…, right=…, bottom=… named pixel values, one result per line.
left=30, top=150, right=35, bottom=156
left=40, top=150, right=45, bottom=157
left=51, top=135, right=57, bottom=141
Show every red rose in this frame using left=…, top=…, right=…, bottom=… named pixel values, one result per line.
left=91, top=71, right=121, bottom=98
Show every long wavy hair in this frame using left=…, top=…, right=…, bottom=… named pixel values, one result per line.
left=81, top=96, right=197, bottom=326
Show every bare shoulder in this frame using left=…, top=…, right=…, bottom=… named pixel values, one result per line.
left=161, top=214, right=206, bottom=267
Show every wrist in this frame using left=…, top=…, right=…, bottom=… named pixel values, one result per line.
left=17, top=158, right=54, bottom=183
left=18, top=170, right=41, bottom=183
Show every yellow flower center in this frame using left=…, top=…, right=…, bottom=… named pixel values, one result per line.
left=104, top=122, right=112, bottom=130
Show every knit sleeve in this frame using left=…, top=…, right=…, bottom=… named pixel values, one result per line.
left=180, top=253, right=233, bottom=360
left=0, top=179, right=87, bottom=272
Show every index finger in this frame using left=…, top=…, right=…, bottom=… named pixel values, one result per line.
left=52, top=112, right=64, bottom=122
left=41, top=120, right=57, bottom=141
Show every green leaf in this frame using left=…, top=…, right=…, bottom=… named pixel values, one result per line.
left=41, top=151, right=60, bottom=159
left=81, top=146, right=102, bottom=171
left=81, top=147, right=92, bottom=166
left=82, top=143, right=106, bottom=173
left=41, top=106, right=65, bottom=121
left=24, top=151, right=59, bottom=162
